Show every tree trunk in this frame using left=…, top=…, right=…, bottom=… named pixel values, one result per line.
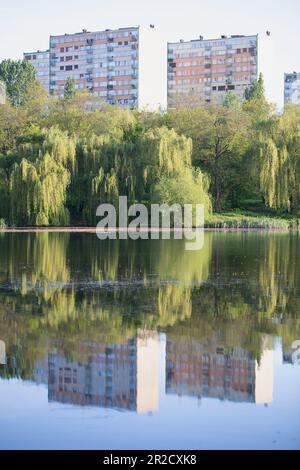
left=214, top=173, right=222, bottom=212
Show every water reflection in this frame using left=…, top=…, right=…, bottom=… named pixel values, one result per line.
left=166, top=334, right=274, bottom=404
left=34, top=330, right=160, bottom=413
left=0, top=232, right=299, bottom=423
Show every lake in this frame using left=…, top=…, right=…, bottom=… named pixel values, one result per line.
left=0, top=231, right=299, bottom=450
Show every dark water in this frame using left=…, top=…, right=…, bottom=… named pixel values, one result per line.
left=0, top=232, right=299, bottom=450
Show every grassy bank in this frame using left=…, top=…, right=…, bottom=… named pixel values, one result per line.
left=1, top=211, right=300, bottom=232
left=205, top=211, right=300, bottom=230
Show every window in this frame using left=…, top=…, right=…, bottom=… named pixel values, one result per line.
left=218, top=85, right=225, bottom=91
left=243, top=48, right=247, bottom=53
left=66, top=56, right=73, bottom=61
left=66, top=65, right=73, bottom=71
left=25, top=55, right=31, bottom=60
left=74, top=55, right=78, bottom=59
left=60, top=47, right=64, bottom=52
left=124, top=41, right=128, bottom=45
left=32, top=55, right=36, bottom=60
left=66, top=47, right=70, bottom=52
left=60, top=57, right=64, bottom=62
left=118, top=41, right=122, bottom=45
left=60, top=66, right=64, bottom=70
left=74, top=65, right=78, bottom=69
left=74, top=46, right=79, bottom=50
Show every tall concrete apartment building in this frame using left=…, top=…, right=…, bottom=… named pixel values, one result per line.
left=23, top=50, right=50, bottom=91
left=284, top=72, right=300, bottom=105
left=26, top=25, right=166, bottom=110
left=167, top=34, right=258, bottom=107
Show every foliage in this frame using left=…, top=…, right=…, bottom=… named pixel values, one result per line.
left=259, top=104, right=300, bottom=212
left=7, top=128, right=75, bottom=226
left=0, top=75, right=300, bottom=224
left=0, top=59, right=37, bottom=106
left=151, top=168, right=212, bottom=219
left=245, top=73, right=265, bottom=101
left=64, top=77, right=76, bottom=99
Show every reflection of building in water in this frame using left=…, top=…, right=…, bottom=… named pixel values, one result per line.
left=0, top=340, right=6, bottom=365
left=166, top=335, right=274, bottom=404
left=34, top=356, right=49, bottom=385
left=39, top=330, right=159, bottom=413
left=283, top=340, right=300, bottom=365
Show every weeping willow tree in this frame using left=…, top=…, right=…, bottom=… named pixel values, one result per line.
left=72, top=126, right=203, bottom=225
left=259, top=137, right=290, bottom=210
left=8, top=127, right=75, bottom=226
left=9, top=152, right=70, bottom=225
left=72, top=135, right=123, bottom=224
left=259, top=105, right=300, bottom=213
left=138, top=126, right=193, bottom=192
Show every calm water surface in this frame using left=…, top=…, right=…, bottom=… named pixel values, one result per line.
left=0, top=232, right=299, bottom=450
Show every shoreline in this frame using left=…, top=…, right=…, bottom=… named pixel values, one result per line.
left=0, top=226, right=298, bottom=233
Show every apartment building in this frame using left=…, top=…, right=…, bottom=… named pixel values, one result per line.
left=167, top=34, right=258, bottom=107
left=284, top=72, right=300, bottom=105
left=23, top=50, right=50, bottom=91
left=46, top=25, right=166, bottom=110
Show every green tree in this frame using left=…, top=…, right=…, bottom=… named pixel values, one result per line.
left=245, top=73, right=265, bottom=101
left=259, top=104, right=300, bottom=213
left=0, top=59, right=37, bottom=106
left=166, top=105, right=250, bottom=211
left=63, top=77, right=76, bottom=99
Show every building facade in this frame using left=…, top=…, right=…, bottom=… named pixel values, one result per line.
left=46, top=25, right=165, bottom=110
left=23, top=50, right=50, bottom=91
left=167, top=34, right=258, bottom=107
left=284, top=72, right=300, bottom=105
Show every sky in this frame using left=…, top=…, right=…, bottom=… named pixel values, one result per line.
left=0, top=0, right=299, bottom=108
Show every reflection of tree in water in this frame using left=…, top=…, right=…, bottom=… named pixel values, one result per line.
left=0, top=232, right=300, bottom=379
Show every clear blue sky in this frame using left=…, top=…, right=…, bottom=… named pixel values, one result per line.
left=1, top=0, right=299, bottom=107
